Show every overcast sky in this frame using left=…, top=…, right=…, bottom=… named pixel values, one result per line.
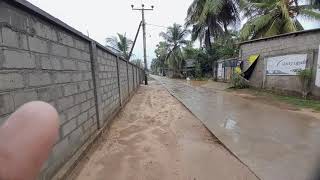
left=27, top=0, right=319, bottom=66
left=26, top=0, right=193, bottom=66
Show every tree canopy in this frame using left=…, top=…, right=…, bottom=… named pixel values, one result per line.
left=240, top=0, right=320, bottom=40
left=106, top=33, right=133, bottom=60
left=186, top=0, right=240, bottom=47
left=158, top=23, right=190, bottom=77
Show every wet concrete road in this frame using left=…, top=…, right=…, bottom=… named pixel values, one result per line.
left=152, top=75, right=320, bottom=180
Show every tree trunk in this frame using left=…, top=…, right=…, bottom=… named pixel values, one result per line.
left=223, top=22, right=229, bottom=35
left=301, top=77, right=311, bottom=99
left=205, top=27, right=217, bottom=80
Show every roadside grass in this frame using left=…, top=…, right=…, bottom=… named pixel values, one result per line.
left=273, top=95, right=320, bottom=112
left=230, top=88, right=320, bottom=112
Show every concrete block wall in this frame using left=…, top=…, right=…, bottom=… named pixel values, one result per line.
left=133, top=66, right=136, bottom=90
left=0, top=1, right=143, bottom=179
left=133, top=66, right=139, bottom=91
left=119, top=59, right=129, bottom=104
left=136, top=67, right=139, bottom=86
left=96, top=48, right=120, bottom=126
left=131, top=65, right=139, bottom=90
left=239, top=30, right=320, bottom=96
left=132, top=65, right=136, bottom=90
left=139, top=69, right=142, bottom=83
left=140, top=69, right=144, bottom=83
left=128, top=63, right=134, bottom=93
left=134, top=67, right=138, bottom=89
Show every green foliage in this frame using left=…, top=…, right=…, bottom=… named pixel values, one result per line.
left=159, top=23, right=190, bottom=76
left=297, top=68, right=313, bottom=81
left=296, top=68, right=313, bottom=98
left=183, top=43, right=200, bottom=59
left=195, top=62, right=202, bottom=78
left=240, top=0, right=320, bottom=40
left=167, top=47, right=185, bottom=75
left=239, top=88, right=320, bottom=112
left=275, top=95, right=320, bottom=111
left=151, top=42, right=170, bottom=75
left=231, top=73, right=249, bottom=89
left=106, top=33, right=133, bottom=60
left=213, top=36, right=239, bottom=58
left=186, top=0, right=240, bottom=48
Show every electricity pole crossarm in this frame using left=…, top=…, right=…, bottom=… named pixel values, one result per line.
left=131, top=4, right=154, bottom=85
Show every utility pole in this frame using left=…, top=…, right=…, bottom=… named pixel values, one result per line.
left=128, top=21, right=142, bottom=60
left=131, top=4, right=154, bottom=85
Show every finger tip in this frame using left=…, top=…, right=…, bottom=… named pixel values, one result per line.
left=0, top=101, right=60, bottom=180
left=17, top=101, right=60, bottom=135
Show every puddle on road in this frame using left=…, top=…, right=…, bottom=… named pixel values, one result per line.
left=220, top=116, right=241, bottom=143
left=223, top=117, right=237, bottom=130
left=187, top=80, right=209, bottom=87
left=186, top=80, right=231, bottom=92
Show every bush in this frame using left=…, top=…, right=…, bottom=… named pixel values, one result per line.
left=195, top=62, right=202, bottom=79
left=297, top=68, right=313, bottom=80
left=297, top=68, right=313, bottom=99
left=231, top=73, right=249, bottom=89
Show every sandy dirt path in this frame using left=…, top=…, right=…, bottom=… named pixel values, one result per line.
left=68, top=80, right=258, bottom=180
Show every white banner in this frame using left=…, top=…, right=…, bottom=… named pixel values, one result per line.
left=218, top=63, right=224, bottom=78
left=266, top=54, right=307, bottom=75
left=316, top=45, right=320, bottom=87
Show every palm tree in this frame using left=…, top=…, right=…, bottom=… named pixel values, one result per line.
left=154, top=42, right=170, bottom=75
left=186, top=0, right=240, bottom=48
left=151, top=58, right=162, bottom=74
left=160, top=23, right=190, bottom=77
left=106, top=33, right=133, bottom=60
left=240, top=0, right=320, bottom=40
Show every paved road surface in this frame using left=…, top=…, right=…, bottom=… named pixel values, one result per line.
left=153, top=75, right=320, bottom=180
